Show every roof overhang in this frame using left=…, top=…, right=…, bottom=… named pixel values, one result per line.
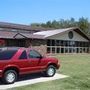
left=0, top=26, right=90, bottom=41
left=34, top=27, right=90, bottom=41
left=73, top=27, right=90, bottom=41
left=0, top=31, right=45, bottom=39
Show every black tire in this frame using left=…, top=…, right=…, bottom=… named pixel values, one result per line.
left=44, top=65, right=56, bottom=77
left=2, top=70, right=17, bottom=84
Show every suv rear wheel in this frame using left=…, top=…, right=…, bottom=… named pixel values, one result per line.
left=2, top=70, right=17, bottom=84
left=45, top=65, right=56, bottom=77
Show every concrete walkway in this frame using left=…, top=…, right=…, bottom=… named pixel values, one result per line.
left=0, top=73, right=68, bottom=90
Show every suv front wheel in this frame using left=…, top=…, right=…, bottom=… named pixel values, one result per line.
left=45, top=65, right=56, bottom=77
left=2, top=70, right=17, bottom=84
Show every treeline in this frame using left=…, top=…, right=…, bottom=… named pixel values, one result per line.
left=31, top=17, right=90, bottom=36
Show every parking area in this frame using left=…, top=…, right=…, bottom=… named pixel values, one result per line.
left=0, top=73, right=68, bottom=90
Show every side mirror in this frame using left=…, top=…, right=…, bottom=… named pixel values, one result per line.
left=39, top=55, right=43, bottom=59
left=36, top=55, right=43, bottom=59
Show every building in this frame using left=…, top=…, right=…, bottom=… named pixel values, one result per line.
left=0, top=22, right=90, bottom=54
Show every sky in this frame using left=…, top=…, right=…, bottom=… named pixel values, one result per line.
left=0, top=0, right=90, bottom=24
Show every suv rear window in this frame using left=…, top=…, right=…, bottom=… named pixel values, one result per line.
left=0, top=50, right=17, bottom=60
left=19, top=50, right=27, bottom=59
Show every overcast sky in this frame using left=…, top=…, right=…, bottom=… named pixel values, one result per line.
left=0, top=0, right=90, bottom=24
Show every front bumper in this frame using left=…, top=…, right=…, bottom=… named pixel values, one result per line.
left=0, top=70, right=3, bottom=77
left=57, top=63, right=60, bottom=69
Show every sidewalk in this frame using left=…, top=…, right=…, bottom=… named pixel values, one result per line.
left=0, top=73, right=68, bottom=90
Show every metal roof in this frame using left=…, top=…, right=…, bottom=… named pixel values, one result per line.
left=0, top=31, right=17, bottom=39
left=15, top=33, right=44, bottom=39
left=34, top=27, right=90, bottom=40
left=34, top=27, right=76, bottom=38
left=0, top=22, right=52, bottom=31
left=0, top=31, right=44, bottom=39
left=0, top=26, right=89, bottom=40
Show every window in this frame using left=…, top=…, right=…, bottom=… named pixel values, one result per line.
left=64, top=41, right=68, bottom=46
left=61, top=48, right=64, bottom=53
left=47, top=47, right=51, bottom=53
left=6, top=40, right=25, bottom=47
left=56, top=40, right=60, bottom=46
left=61, top=41, right=64, bottom=46
left=29, top=50, right=41, bottom=58
left=68, top=31, right=73, bottom=39
left=57, top=48, right=60, bottom=53
left=52, top=40, right=55, bottom=46
left=47, top=40, right=51, bottom=46
left=19, top=50, right=27, bottom=59
left=77, top=42, right=80, bottom=47
left=0, top=50, right=17, bottom=60
left=85, top=42, right=89, bottom=47
left=52, top=47, right=55, bottom=53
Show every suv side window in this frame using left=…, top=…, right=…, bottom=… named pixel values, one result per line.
left=19, top=50, right=27, bottom=59
left=29, top=50, right=41, bottom=58
left=0, top=50, right=17, bottom=60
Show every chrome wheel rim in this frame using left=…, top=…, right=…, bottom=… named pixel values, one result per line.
left=47, top=68, right=55, bottom=76
left=6, top=72, right=15, bottom=83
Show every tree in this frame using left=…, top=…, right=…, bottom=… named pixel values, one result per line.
left=78, top=17, right=89, bottom=33
left=46, top=21, right=52, bottom=28
left=51, top=20, right=60, bottom=29
left=31, top=23, right=41, bottom=28
left=30, top=17, right=90, bottom=36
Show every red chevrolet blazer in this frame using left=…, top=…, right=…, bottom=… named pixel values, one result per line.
left=0, top=47, right=60, bottom=84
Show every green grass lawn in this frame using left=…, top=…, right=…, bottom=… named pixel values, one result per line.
left=10, top=54, right=90, bottom=90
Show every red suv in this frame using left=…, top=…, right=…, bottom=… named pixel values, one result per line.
left=0, top=47, right=60, bottom=84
